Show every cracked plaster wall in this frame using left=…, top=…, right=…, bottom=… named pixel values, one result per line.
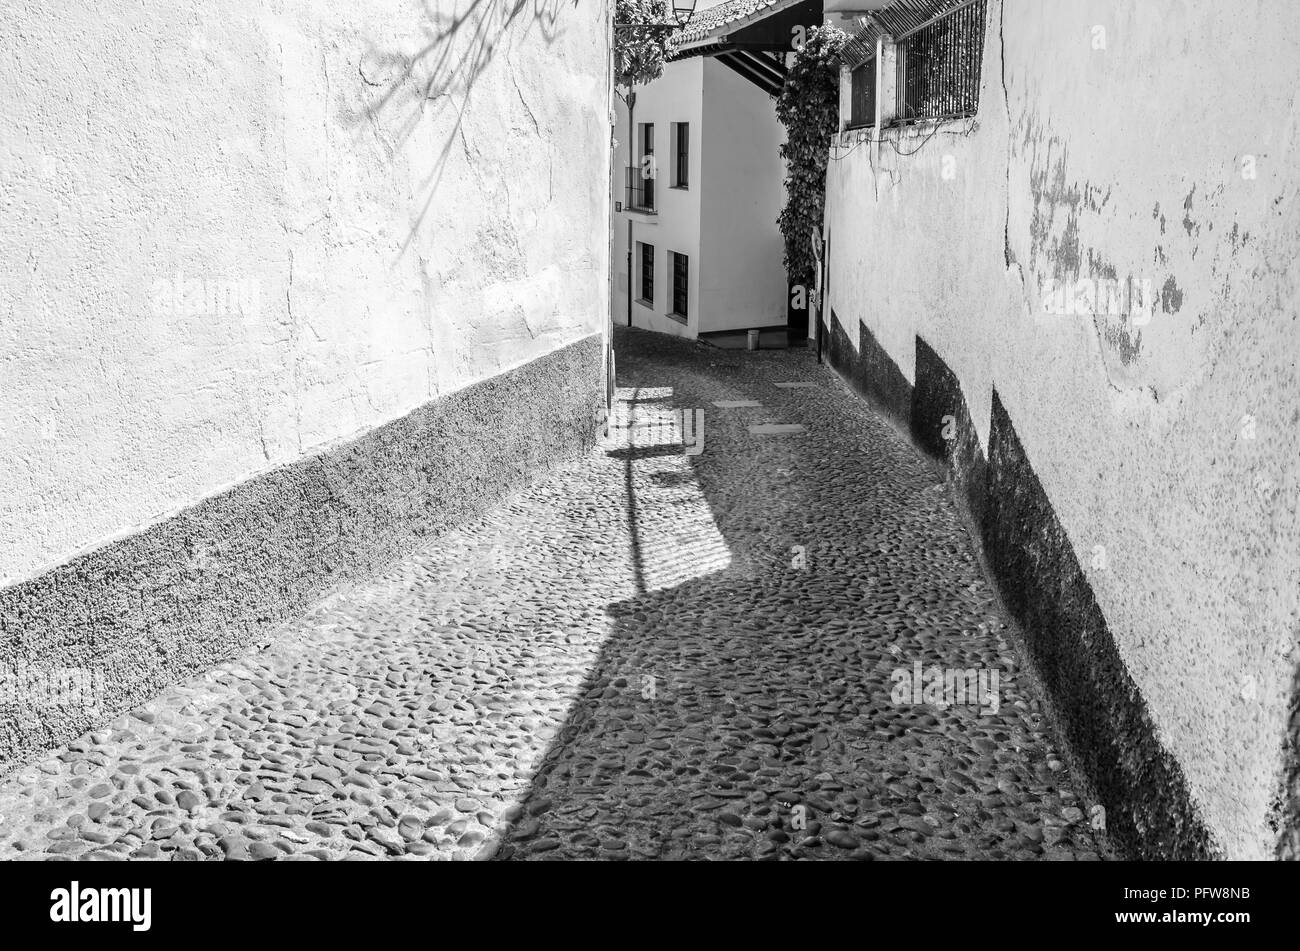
left=824, top=0, right=1300, bottom=857
left=0, top=0, right=611, bottom=585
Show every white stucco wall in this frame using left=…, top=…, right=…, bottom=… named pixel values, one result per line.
left=0, top=0, right=611, bottom=585
left=613, top=57, right=704, bottom=338
left=699, top=57, right=788, bottom=333
left=824, top=0, right=1300, bottom=858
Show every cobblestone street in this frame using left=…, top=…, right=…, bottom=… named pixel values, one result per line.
left=0, top=328, right=1107, bottom=861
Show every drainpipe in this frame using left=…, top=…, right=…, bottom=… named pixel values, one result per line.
left=626, top=87, right=636, bottom=328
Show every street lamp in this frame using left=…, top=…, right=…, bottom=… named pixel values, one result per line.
left=669, top=1, right=699, bottom=26
left=612, top=0, right=698, bottom=32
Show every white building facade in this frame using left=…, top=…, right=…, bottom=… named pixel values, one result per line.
left=611, top=46, right=788, bottom=339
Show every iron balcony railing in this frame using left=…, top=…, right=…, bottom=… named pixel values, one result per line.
left=625, top=165, right=656, bottom=213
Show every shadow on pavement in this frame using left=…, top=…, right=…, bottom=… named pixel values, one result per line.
left=491, top=329, right=1106, bottom=861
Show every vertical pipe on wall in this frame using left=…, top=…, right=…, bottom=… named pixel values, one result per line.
left=627, top=89, right=636, bottom=328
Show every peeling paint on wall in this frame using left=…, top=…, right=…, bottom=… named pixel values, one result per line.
left=0, top=0, right=611, bottom=585
left=825, top=0, right=1300, bottom=858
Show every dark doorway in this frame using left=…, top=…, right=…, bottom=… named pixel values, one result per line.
left=787, top=277, right=809, bottom=345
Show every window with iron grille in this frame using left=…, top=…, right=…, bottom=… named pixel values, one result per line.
left=672, top=122, right=689, bottom=188
left=638, top=241, right=654, bottom=305
left=625, top=166, right=656, bottom=213
left=896, top=0, right=987, bottom=123
left=626, top=123, right=657, bottom=212
left=849, top=62, right=876, bottom=129
left=670, top=251, right=688, bottom=319
left=640, top=123, right=655, bottom=209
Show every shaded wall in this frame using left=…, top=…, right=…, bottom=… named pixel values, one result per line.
left=824, top=0, right=1300, bottom=858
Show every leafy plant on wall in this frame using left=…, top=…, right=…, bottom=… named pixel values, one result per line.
left=776, top=26, right=848, bottom=289
left=615, top=0, right=673, bottom=93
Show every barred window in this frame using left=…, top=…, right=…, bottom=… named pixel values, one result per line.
left=638, top=123, right=655, bottom=210
left=638, top=241, right=654, bottom=305
left=896, top=0, right=987, bottom=123
left=670, top=251, right=688, bottom=319
left=672, top=122, right=689, bottom=188
left=849, top=62, right=876, bottom=129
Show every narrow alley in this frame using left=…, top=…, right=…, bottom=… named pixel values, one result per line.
left=0, top=329, right=1106, bottom=862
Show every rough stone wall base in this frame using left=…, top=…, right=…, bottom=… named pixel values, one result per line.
left=825, top=320, right=1221, bottom=860
left=0, top=334, right=604, bottom=771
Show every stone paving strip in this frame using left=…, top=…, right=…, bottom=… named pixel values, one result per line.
left=712, top=400, right=763, bottom=409
left=0, top=328, right=1107, bottom=861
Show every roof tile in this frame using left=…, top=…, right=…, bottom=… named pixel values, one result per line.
left=672, top=0, right=787, bottom=47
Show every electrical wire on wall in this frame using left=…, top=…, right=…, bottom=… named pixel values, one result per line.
left=827, top=116, right=977, bottom=162
left=826, top=117, right=978, bottom=202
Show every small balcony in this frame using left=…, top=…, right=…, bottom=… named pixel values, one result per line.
left=624, top=166, right=656, bottom=215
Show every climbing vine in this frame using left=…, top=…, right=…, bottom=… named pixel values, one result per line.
left=775, top=26, right=848, bottom=289
left=615, top=0, right=673, bottom=92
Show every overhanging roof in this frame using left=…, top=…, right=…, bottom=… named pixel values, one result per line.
left=714, top=49, right=788, bottom=96
left=672, top=0, right=824, bottom=55
left=664, top=0, right=825, bottom=97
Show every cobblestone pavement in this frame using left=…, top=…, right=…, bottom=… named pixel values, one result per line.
left=0, top=328, right=1108, bottom=861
